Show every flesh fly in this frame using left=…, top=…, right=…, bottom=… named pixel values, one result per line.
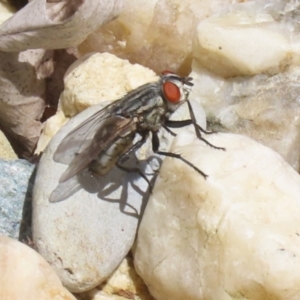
left=50, top=71, right=223, bottom=202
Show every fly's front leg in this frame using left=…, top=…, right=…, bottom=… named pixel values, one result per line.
left=186, top=100, right=225, bottom=150
left=165, top=100, right=225, bottom=151
left=163, top=125, right=177, bottom=136
left=152, top=131, right=208, bottom=179
left=116, top=132, right=153, bottom=188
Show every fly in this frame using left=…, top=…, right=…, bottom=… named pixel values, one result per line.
left=49, top=71, right=224, bottom=202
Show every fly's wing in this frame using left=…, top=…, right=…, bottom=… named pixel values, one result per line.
left=58, top=116, right=137, bottom=183
left=54, top=100, right=122, bottom=165
left=49, top=175, right=81, bottom=203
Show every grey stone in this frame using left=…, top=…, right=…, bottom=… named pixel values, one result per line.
left=0, top=159, right=35, bottom=240
left=32, top=104, right=153, bottom=293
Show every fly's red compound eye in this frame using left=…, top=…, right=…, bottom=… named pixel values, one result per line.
left=163, top=81, right=181, bottom=103
left=161, top=70, right=174, bottom=75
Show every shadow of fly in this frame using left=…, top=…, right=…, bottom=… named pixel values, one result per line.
left=49, top=71, right=224, bottom=203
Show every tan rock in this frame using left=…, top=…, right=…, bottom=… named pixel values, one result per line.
left=0, top=130, right=17, bottom=159
left=0, top=236, right=76, bottom=300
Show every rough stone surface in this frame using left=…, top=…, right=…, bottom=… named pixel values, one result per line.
left=0, top=159, right=35, bottom=239
left=134, top=131, right=300, bottom=300
left=0, top=236, right=76, bottom=300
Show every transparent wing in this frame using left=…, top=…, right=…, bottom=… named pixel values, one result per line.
left=58, top=116, right=137, bottom=183
left=54, top=100, right=122, bottom=165
left=49, top=175, right=81, bottom=203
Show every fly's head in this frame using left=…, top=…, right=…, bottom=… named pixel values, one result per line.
left=160, top=70, right=194, bottom=114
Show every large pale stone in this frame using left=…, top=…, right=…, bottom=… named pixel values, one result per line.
left=193, top=1, right=300, bottom=77
left=190, top=61, right=300, bottom=171
left=134, top=131, right=300, bottom=300
left=0, top=236, right=76, bottom=300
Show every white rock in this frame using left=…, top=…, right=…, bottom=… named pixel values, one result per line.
left=194, top=14, right=289, bottom=77
left=190, top=61, right=300, bottom=171
left=134, top=131, right=300, bottom=300
left=0, top=236, right=76, bottom=300
left=193, top=0, right=300, bottom=77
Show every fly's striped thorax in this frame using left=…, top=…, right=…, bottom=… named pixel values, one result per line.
left=112, top=82, right=166, bottom=117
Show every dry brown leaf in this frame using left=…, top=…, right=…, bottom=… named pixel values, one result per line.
left=0, top=0, right=124, bottom=52
left=0, top=49, right=49, bottom=158
left=0, top=48, right=78, bottom=158
left=0, top=0, right=123, bottom=158
left=43, top=48, right=77, bottom=120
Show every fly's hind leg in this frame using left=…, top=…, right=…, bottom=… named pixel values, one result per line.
left=152, top=131, right=208, bottom=179
left=116, top=132, right=153, bottom=189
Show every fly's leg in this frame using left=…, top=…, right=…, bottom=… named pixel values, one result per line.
left=152, top=131, right=208, bottom=179
left=116, top=132, right=153, bottom=189
left=163, top=125, right=177, bottom=136
left=186, top=100, right=225, bottom=150
left=165, top=100, right=225, bottom=151
left=167, top=119, right=213, bottom=134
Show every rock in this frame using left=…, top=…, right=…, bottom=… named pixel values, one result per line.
left=77, top=0, right=236, bottom=74
left=0, top=159, right=35, bottom=239
left=134, top=131, right=300, bottom=300
left=77, top=255, right=155, bottom=300
left=0, top=236, right=76, bottom=300
left=193, top=1, right=294, bottom=77
left=190, top=61, right=300, bottom=171
left=33, top=104, right=152, bottom=293
left=189, top=1, right=300, bottom=172
left=0, top=1, right=15, bottom=25
left=0, top=130, right=17, bottom=159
